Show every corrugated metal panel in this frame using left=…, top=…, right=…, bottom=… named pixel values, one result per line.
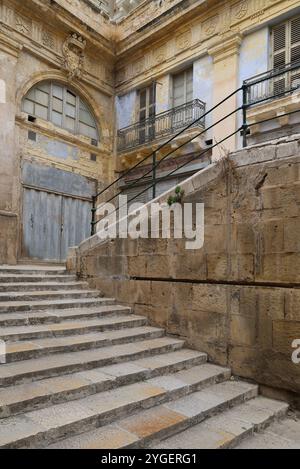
left=23, top=189, right=61, bottom=261
left=60, top=197, right=91, bottom=260
left=22, top=188, right=92, bottom=261
left=22, top=161, right=96, bottom=198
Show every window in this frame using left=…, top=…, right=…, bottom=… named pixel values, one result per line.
left=22, top=82, right=99, bottom=141
left=172, top=67, right=193, bottom=108
left=272, top=16, right=300, bottom=92
left=138, top=84, right=156, bottom=143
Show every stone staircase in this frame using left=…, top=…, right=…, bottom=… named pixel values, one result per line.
left=0, top=265, right=298, bottom=449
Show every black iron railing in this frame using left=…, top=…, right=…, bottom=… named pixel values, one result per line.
left=244, top=61, right=300, bottom=106
left=117, top=99, right=206, bottom=152
left=90, top=62, right=300, bottom=235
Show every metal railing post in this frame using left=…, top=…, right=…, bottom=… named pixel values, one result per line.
left=242, top=83, right=248, bottom=148
left=91, top=195, right=96, bottom=236
left=152, top=151, right=156, bottom=199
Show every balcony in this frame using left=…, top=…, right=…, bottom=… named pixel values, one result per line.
left=244, top=61, right=300, bottom=106
left=244, top=61, right=300, bottom=143
left=117, top=99, right=206, bottom=153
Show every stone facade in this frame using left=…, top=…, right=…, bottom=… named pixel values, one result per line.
left=69, top=135, right=300, bottom=404
left=2, top=0, right=300, bottom=263
left=0, top=0, right=115, bottom=264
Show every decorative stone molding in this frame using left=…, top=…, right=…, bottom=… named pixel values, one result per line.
left=62, top=33, right=87, bottom=80
left=208, top=34, right=243, bottom=64
left=0, top=31, right=22, bottom=58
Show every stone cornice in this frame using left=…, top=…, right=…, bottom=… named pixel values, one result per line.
left=0, top=29, right=22, bottom=58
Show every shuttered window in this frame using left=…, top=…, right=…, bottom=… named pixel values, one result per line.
left=272, top=16, right=300, bottom=93
left=22, top=82, right=99, bottom=141
left=173, top=68, right=193, bottom=108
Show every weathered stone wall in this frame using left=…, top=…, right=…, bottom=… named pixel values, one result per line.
left=70, top=135, right=300, bottom=404
left=0, top=0, right=115, bottom=263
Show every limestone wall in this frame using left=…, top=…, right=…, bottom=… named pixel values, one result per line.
left=70, top=135, right=300, bottom=404
left=0, top=0, right=115, bottom=263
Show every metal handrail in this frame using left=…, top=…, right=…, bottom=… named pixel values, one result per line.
left=90, top=61, right=300, bottom=235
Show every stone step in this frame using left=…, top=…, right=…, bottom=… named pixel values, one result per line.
left=0, top=367, right=250, bottom=449
left=0, top=350, right=208, bottom=418
left=0, top=305, right=132, bottom=327
left=0, top=282, right=89, bottom=292
left=0, top=313, right=142, bottom=342
left=0, top=336, right=186, bottom=386
left=235, top=415, right=300, bottom=449
left=152, top=396, right=289, bottom=449
left=4, top=325, right=163, bottom=362
left=0, top=274, right=77, bottom=283
left=0, top=265, right=67, bottom=275
left=0, top=297, right=116, bottom=313
left=0, top=289, right=102, bottom=302
left=43, top=379, right=258, bottom=450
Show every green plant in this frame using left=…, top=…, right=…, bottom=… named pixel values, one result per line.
left=167, top=186, right=185, bottom=206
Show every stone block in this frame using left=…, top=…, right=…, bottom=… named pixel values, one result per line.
left=206, top=254, right=228, bottom=280
left=284, top=289, right=300, bottom=320
left=192, top=284, right=227, bottom=315
left=260, top=253, right=300, bottom=283
left=272, top=320, right=300, bottom=354
left=276, top=141, right=300, bottom=159
left=230, top=315, right=256, bottom=346
left=261, top=220, right=284, bottom=253
left=283, top=218, right=300, bottom=253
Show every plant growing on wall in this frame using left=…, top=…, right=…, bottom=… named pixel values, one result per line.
left=167, top=186, right=185, bottom=206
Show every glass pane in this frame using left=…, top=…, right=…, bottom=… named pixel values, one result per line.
left=139, top=109, right=146, bottom=121
left=37, top=82, right=50, bottom=93
left=79, top=123, right=98, bottom=139
left=66, top=103, right=76, bottom=118
left=149, top=85, right=156, bottom=104
left=52, top=97, right=63, bottom=113
left=52, top=84, right=63, bottom=99
left=52, top=111, right=62, bottom=127
left=67, top=90, right=76, bottom=105
left=35, top=89, right=49, bottom=107
left=26, top=89, right=35, bottom=100
left=35, top=104, right=48, bottom=120
left=66, top=116, right=75, bottom=131
left=23, top=99, right=34, bottom=114
left=79, top=108, right=94, bottom=126
left=139, top=89, right=146, bottom=109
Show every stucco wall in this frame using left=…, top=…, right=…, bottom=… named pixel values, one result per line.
left=237, top=27, right=269, bottom=147
left=70, top=134, right=300, bottom=405
left=194, top=55, right=213, bottom=135
left=116, top=91, right=137, bottom=129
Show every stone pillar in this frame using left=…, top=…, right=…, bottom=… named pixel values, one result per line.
left=208, top=34, right=242, bottom=161
left=0, top=32, right=21, bottom=264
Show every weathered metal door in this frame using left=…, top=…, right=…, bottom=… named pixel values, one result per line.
left=22, top=187, right=91, bottom=261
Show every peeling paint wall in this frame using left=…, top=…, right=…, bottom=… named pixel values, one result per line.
left=28, top=134, right=79, bottom=161
left=116, top=90, right=137, bottom=129
left=237, top=27, right=269, bottom=147
left=156, top=75, right=171, bottom=114
left=193, top=56, right=213, bottom=136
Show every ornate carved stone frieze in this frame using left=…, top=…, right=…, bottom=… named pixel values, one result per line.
left=62, top=33, right=87, bottom=80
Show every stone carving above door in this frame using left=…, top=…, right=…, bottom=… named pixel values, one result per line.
left=62, top=33, right=86, bottom=80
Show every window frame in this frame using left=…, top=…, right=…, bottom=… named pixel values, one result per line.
left=172, top=67, right=193, bottom=108
left=270, top=15, right=300, bottom=69
left=22, top=81, right=99, bottom=142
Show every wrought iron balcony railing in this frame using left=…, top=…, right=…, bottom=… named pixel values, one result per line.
left=244, top=60, right=300, bottom=107
left=117, top=99, right=206, bottom=152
